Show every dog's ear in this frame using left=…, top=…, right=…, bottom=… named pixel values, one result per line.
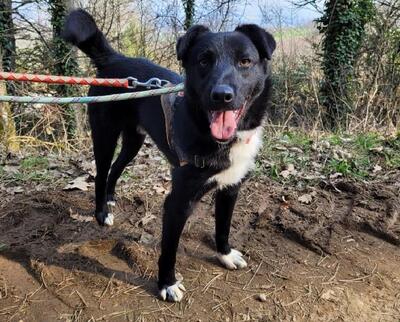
left=235, top=24, right=276, bottom=60
left=177, top=25, right=210, bottom=61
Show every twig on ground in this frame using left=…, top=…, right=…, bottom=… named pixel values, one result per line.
left=202, top=272, right=223, bottom=294
left=338, top=264, right=377, bottom=283
left=243, top=261, right=263, bottom=290
left=75, top=290, right=88, bottom=307
left=100, top=273, right=115, bottom=299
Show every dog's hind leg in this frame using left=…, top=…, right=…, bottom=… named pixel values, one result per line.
left=92, top=124, right=120, bottom=226
left=215, top=184, right=248, bottom=270
left=106, top=128, right=145, bottom=206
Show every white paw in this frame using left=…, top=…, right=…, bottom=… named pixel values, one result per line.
left=217, top=249, right=247, bottom=270
left=107, top=201, right=116, bottom=207
left=104, top=213, right=114, bottom=226
left=159, top=281, right=186, bottom=302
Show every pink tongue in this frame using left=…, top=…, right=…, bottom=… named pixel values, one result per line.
left=210, top=111, right=237, bottom=140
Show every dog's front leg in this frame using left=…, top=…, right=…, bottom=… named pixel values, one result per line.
left=158, top=166, right=205, bottom=302
left=215, top=184, right=248, bottom=270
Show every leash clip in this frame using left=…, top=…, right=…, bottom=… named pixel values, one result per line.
left=127, top=77, right=170, bottom=89
left=127, top=77, right=139, bottom=89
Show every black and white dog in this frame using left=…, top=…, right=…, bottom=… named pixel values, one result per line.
left=62, top=9, right=275, bottom=302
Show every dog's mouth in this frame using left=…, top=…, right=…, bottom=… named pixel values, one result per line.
left=208, top=102, right=246, bottom=142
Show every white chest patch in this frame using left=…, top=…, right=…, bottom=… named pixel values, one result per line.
left=209, top=127, right=263, bottom=189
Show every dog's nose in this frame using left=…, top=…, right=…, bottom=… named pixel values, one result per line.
left=210, top=85, right=234, bottom=104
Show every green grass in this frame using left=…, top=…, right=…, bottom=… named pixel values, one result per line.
left=327, top=134, right=343, bottom=146
left=120, top=169, right=137, bottom=182
left=280, top=131, right=313, bottom=149
left=255, top=130, right=400, bottom=183
left=20, top=156, right=49, bottom=170
left=1, top=156, right=51, bottom=184
left=2, top=131, right=399, bottom=188
left=327, top=159, right=352, bottom=175
left=383, top=134, right=400, bottom=168
left=354, top=133, right=382, bottom=151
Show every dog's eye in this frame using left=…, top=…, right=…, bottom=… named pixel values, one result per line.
left=199, top=59, right=208, bottom=67
left=239, top=58, right=252, bottom=68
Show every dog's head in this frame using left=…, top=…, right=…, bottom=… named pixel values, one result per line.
left=177, top=24, right=275, bottom=143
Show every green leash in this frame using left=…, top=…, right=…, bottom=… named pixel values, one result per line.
left=0, top=83, right=184, bottom=105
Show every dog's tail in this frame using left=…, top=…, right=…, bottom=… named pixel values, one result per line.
left=62, top=9, right=116, bottom=68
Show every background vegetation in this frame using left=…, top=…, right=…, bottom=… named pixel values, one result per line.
left=0, top=0, right=399, bottom=178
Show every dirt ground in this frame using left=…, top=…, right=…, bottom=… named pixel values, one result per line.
left=1, top=173, right=400, bottom=321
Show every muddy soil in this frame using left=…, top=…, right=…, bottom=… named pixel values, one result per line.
left=0, top=176, right=399, bottom=321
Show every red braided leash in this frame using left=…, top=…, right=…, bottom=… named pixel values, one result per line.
left=0, top=71, right=131, bottom=88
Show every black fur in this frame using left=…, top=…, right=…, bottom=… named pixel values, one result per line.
left=235, top=24, right=276, bottom=60
left=62, top=9, right=275, bottom=300
left=176, top=25, right=210, bottom=61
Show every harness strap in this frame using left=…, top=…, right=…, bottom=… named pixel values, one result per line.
left=160, top=89, right=188, bottom=167
left=160, top=92, right=230, bottom=168
left=160, top=91, right=175, bottom=149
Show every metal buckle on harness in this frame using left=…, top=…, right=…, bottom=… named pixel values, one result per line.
left=194, top=155, right=205, bottom=168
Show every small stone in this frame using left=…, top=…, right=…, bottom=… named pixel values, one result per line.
left=321, top=141, right=331, bottom=149
left=257, top=293, right=267, bottom=302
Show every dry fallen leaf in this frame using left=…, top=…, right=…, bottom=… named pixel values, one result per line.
left=298, top=193, right=313, bottom=204
left=370, top=146, right=384, bottom=153
left=69, top=208, right=93, bottom=222
left=4, top=165, right=19, bottom=175
left=289, top=147, right=303, bottom=154
left=280, top=163, right=297, bottom=178
left=321, top=289, right=337, bottom=301
left=63, top=176, right=91, bottom=191
left=280, top=170, right=290, bottom=178
left=274, top=145, right=288, bottom=151
left=334, top=148, right=352, bottom=159
left=257, top=200, right=268, bottom=214
left=152, top=184, right=167, bottom=194
left=329, top=172, right=343, bottom=180
left=139, top=232, right=154, bottom=244
left=136, top=212, right=156, bottom=227
left=372, top=164, right=382, bottom=173
left=6, top=186, right=24, bottom=194
left=81, top=160, right=96, bottom=177
left=321, top=140, right=331, bottom=148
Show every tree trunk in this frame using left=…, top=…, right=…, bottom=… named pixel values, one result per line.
left=0, top=0, right=16, bottom=102
left=317, top=0, right=375, bottom=129
left=0, top=47, right=19, bottom=153
left=65, top=0, right=86, bottom=142
left=182, top=0, right=195, bottom=30
left=0, top=0, right=16, bottom=73
left=48, top=0, right=80, bottom=139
